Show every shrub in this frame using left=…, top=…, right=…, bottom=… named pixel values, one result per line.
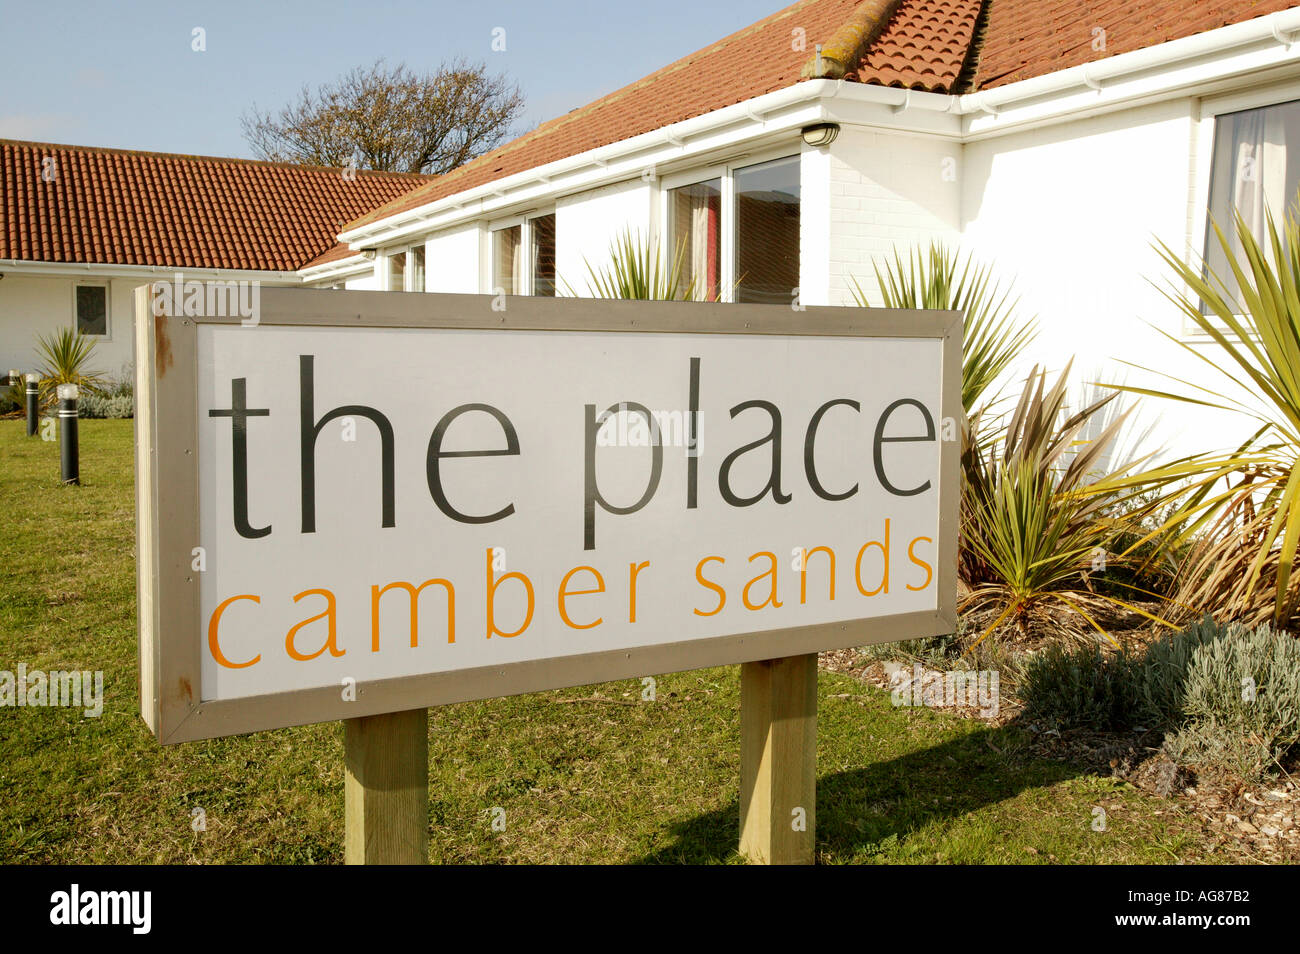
left=34, top=328, right=108, bottom=409
left=960, top=363, right=1165, bottom=645
left=1137, top=616, right=1227, bottom=729
left=78, top=371, right=133, bottom=418
left=1163, top=620, right=1300, bottom=779
left=78, top=392, right=133, bottom=419
left=1017, top=644, right=1146, bottom=731
left=1017, top=617, right=1300, bottom=779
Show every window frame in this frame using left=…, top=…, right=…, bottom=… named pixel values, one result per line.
left=658, top=147, right=800, bottom=304
left=1190, top=80, right=1300, bottom=338
left=72, top=281, right=111, bottom=339
left=487, top=210, right=557, bottom=296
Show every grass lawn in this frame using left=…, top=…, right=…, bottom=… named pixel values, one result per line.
left=0, top=419, right=1218, bottom=864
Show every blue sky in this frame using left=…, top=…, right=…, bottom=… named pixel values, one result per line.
left=0, top=0, right=785, bottom=159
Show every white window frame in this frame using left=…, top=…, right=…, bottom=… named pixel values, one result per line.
left=1188, top=79, right=1300, bottom=338
left=658, top=147, right=800, bottom=304
left=486, top=209, right=556, bottom=296
left=72, top=280, right=111, bottom=340
left=406, top=242, right=427, bottom=293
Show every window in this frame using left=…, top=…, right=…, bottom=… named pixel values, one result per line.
left=409, top=246, right=426, bottom=292
left=75, top=284, right=108, bottom=336
left=735, top=156, right=801, bottom=304
left=388, top=251, right=406, bottom=292
left=661, top=153, right=800, bottom=304
left=491, top=214, right=555, bottom=296
left=667, top=179, right=721, bottom=301
left=1205, top=98, right=1300, bottom=306
left=492, top=225, right=523, bottom=295
left=531, top=213, right=557, bottom=297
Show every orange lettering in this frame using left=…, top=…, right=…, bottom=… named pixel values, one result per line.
left=855, top=520, right=891, bottom=597
left=286, top=588, right=344, bottom=661
left=743, top=551, right=783, bottom=611
left=906, top=536, right=934, bottom=591
left=208, top=594, right=261, bottom=669
left=486, top=547, right=534, bottom=638
left=558, top=566, right=605, bottom=630
left=800, top=545, right=836, bottom=604
left=628, top=561, right=649, bottom=623
left=694, top=556, right=726, bottom=617
left=371, top=578, right=455, bottom=650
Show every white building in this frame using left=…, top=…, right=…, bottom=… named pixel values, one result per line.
left=6, top=0, right=1300, bottom=457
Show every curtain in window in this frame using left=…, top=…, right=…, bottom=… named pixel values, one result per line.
left=1205, top=101, right=1300, bottom=304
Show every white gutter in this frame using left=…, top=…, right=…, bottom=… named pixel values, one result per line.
left=325, top=8, right=1300, bottom=258
left=0, top=258, right=304, bottom=283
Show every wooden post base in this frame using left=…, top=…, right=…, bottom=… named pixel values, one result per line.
left=344, top=708, right=429, bottom=865
left=739, top=654, right=817, bottom=865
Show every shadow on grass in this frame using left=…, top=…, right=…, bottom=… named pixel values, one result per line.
left=634, top=722, right=1086, bottom=864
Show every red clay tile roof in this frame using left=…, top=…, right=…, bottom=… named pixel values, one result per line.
left=848, top=0, right=984, bottom=91
left=0, top=139, right=429, bottom=271
left=972, top=0, right=1300, bottom=90
left=347, top=0, right=1300, bottom=235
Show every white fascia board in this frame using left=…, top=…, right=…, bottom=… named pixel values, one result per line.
left=336, top=80, right=842, bottom=250
left=0, top=259, right=304, bottom=282
left=959, top=7, right=1300, bottom=136
left=821, top=84, right=963, bottom=138
left=297, top=255, right=371, bottom=283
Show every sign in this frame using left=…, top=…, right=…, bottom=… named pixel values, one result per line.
left=136, top=286, right=959, bottom=743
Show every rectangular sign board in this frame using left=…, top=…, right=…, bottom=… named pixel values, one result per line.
left=136, top=286, right=959, bottom=743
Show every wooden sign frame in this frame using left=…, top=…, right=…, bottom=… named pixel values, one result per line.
left=135, top=285, right=961, bottom=746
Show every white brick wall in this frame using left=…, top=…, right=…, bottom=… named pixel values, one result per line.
left=825, top=126, right=961, bottom=306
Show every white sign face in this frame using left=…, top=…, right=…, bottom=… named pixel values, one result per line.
left=136, top=289, right=958, bottom=741
left=197, top=325, right=943, bottom=700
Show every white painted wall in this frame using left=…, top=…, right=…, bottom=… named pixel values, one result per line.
left=960, top=98, right=1248, bottom=457
left=555, top=178, right=653, bottom=296
left=344, top=271, right=380, bottom=291
left=825, top=125, right=962, bottom=307
left=424, top=224, right=482, bottom=294
left=0, top=274, right=138, bottom=379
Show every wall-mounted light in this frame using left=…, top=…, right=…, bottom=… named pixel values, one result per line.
left=800, top=122, right=840, bottom=147
left=360, top=248, right=378, bottom=261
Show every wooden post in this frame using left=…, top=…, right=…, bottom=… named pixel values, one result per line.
left=345, top=708, right=428, bottom=865
left=739, top=654, right=817, bottom=865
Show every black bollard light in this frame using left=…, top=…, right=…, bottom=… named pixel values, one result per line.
left=57, top=383, right=79, bottom=485
left=25, top=372, right=39, bottom=437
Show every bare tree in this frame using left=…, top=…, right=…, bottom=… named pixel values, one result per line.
left=241, top=59, right=525, bottom=175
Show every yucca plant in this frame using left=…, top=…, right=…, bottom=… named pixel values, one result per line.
left=566, top=229, right=698, bottom=301
left=852, top=242, right=1036, bottom=414
left=961, top=363, right=1167, bottom=647
left=34, top=328, right=107, bottom=408
left=1103, top=201, right=1300, bottom=628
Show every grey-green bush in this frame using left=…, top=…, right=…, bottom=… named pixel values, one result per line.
left=1017, top=618, right=1300, bottom=779
left=1138, top=616, right=1228, bottom=729
left=1162, top=621, right=1300, bottom=779
left=1017, top=645, right=1146, bottom=731
left=78, top=392, right=133, bottom=419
